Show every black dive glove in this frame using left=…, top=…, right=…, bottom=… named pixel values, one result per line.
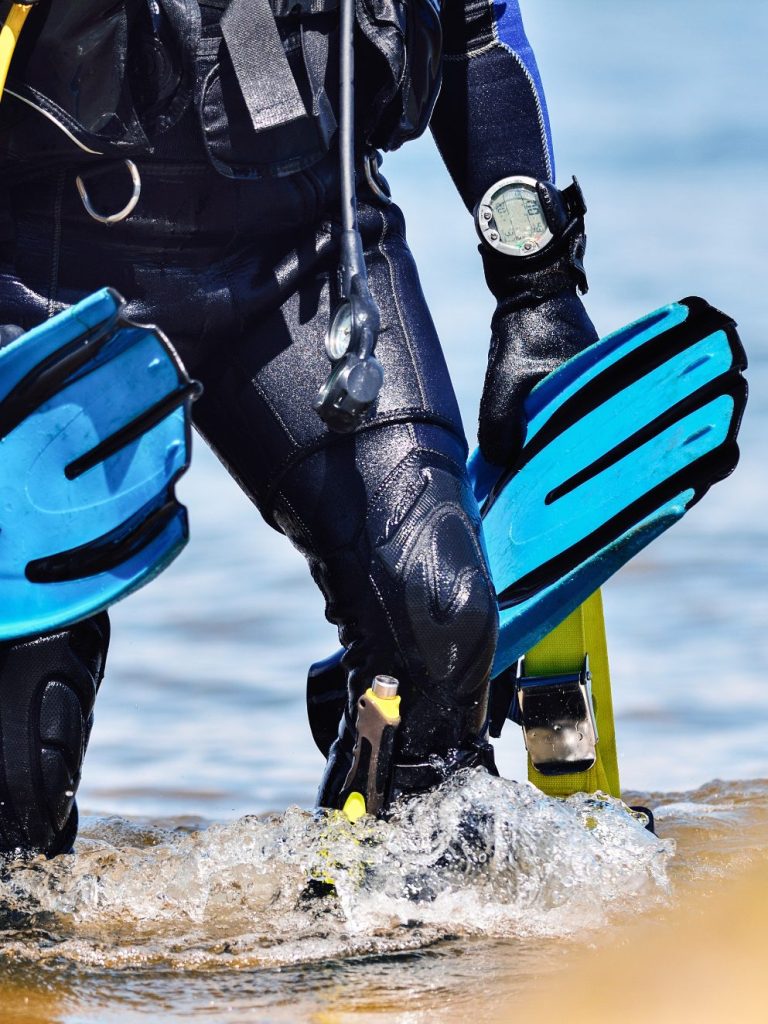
left=476, top=177, right=599, bottom=467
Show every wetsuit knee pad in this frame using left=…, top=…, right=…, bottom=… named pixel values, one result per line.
left=370, top=450, right=499, bottom=752
left=0, top=613, right=110, bottom=858
left=305, top=439, right=501, bottom=808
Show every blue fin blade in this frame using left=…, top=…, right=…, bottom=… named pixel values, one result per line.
left=467, top=304, right=687, bottom=505
left=493, top=494, right=688, bottom=675
left=469, top=297, right=747, bottom=676
left=0, top=289, right=197, bottom=639
left=484, top=386, right=738, bottom=597
left=0, top=289, right=121, bottom=402
left=524, top=303, right=688, bottom=443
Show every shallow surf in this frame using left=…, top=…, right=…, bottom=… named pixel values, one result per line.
left=3, top=776, right=767, bottom=1023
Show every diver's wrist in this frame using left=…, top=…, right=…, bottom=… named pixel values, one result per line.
left=474, top=175, right=589, bottom=294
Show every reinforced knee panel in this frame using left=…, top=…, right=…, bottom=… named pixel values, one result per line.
left=308, top=441, right=500, bottom=808
left=0, top=612, right=109, bottom=857
left=369, top=450, right=498, bottom=758
left=374, top=453, right=496, bottom=697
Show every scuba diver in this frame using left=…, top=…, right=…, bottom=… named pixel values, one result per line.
left=0, top=0, right=628, bottom=856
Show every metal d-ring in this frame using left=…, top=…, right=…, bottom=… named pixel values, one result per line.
left=363, top=151, right=392, bottom=205
left=75, top=159, right=142, bottom=226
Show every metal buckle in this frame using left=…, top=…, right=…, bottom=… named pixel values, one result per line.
left=75, top=159, right=141, bottom=226
left=363, top=151, right=392, bottom=205
left=514, top=656, right=598, bottom=776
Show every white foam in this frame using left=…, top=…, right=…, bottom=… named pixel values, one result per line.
left=0, top=771, right=672, bottom=968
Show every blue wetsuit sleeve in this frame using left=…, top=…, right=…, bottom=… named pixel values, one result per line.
left=431, top=0, right=556, bottom=212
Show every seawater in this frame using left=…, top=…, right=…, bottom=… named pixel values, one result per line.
left=2, top=778, right=768, bottom=1022
left=2, top=1, right=767, bottom=1021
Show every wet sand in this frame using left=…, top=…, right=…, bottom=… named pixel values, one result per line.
left=512, top=787, right=768, bottom=1024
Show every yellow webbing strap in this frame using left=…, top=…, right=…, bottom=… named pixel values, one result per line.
left=0, top=4, right=32, bottom=103
left=524, top=589, right=621, bottom=798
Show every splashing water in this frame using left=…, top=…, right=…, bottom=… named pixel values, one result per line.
left=0, top=771, right=671, bottom=971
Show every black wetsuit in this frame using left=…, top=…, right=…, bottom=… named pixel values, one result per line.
left=0, top=0, right=563, bottom=854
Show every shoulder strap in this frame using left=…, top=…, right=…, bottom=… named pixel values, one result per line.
left=222, top=0, right=336, bottom=132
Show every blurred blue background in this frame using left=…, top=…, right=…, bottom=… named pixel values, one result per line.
left=82, top=0, right=768, bottom=819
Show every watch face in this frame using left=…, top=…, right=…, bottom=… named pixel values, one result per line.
left=475, top=176, right=554, bottom=256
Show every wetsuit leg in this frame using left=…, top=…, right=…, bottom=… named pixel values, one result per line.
left=181, top=197, right=500, bottom=805
left=0, top=614, right=110, bottom=857
left=275, top=423, right=500, bottom=806
left=0, top=181, right=115, bottom=857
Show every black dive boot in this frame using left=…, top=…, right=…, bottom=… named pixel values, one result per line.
left=311, top=651, right=498, bottom=815
left=0, top=612, right=110, bottom=857
left=386, top=677, right=498, bottom=807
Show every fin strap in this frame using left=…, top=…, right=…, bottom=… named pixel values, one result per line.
left=524, top=589, right=621, bottom=798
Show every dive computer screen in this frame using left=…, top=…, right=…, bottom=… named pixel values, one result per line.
left=475, top=176, right=554, bottom=256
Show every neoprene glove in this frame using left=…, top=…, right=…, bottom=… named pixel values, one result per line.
left=477, top=178, right=599, bottom=468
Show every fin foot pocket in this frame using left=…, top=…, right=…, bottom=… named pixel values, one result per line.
left=0, top=613, right=109, bottom=858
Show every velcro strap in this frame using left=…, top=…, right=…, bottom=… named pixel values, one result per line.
left=270, top=0, right=339, bottom=15
left=221, top=0, right=308, bottom=133
left=561, top=176, right=587, bottom=218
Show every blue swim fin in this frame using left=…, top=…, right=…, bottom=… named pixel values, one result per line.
left=468, top=296, right=747, bottom=678
left=0, top=288, right=200, bottom=640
